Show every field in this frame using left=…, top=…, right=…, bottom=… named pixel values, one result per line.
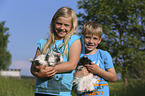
left=0, top=76, right=35, bottom=96
left=0, top=76, right=145, bottom=96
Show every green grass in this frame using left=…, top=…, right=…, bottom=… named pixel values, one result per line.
left=109, top=79, right=124, bottom=90
left=109, top=79, right=145, bottom=96
left=0, top=76, right=145, bottom=96
left=0, top=76, right=35, bottom=96
left=109, top=80, right=124, bottom=96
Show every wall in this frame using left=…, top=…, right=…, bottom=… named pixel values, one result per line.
left=0, top=69, right=21, bottom=79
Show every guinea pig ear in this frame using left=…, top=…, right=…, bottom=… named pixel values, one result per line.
left=28, top=58, right=34, bottom=62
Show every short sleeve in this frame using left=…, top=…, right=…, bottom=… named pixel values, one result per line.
left=103, top=51, right=114, bottom=69
left=36, top=39, right=47, bottom=52
left=68, top=34, right=80, bottom=48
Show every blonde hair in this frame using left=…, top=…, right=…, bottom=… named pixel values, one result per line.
left=42, top=7, right=77, bottom=58
left=82, top=21, right=102, bottom=39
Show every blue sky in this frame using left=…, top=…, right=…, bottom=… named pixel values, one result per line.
left=0, top=0, right=81, bottom=76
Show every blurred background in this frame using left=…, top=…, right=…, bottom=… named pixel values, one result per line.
left=0, top=0, right=81, bottom=76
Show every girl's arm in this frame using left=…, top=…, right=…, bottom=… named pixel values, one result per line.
left=30, top=47, right=57, bottom=78
left=85, top=63, right=117, bottom=82
left=54, top=39, right=81, bottom=73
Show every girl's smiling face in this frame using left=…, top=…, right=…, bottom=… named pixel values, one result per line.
left=54, top=16, right=72, bottom=40
left=84, top=33, right=102, bottom=54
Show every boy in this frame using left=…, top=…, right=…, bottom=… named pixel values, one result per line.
left=78, top=21, right=117, bottom=96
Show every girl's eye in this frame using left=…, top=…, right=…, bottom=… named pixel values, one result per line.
left=64, top=24, right=70, bottom=27
left=56, top=22, right=62, bottom=25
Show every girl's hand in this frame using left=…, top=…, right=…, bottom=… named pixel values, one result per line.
left=34, top=64, right=57, bottom=78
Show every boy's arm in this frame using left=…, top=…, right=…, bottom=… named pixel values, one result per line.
left=85, top=63, right=117, bottom=81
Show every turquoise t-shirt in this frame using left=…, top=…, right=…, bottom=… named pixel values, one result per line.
left=35, top=34, right=80, bottom=96
left=80, top=49, right=114, bottom=96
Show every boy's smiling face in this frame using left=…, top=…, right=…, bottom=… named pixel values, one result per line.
left=84, top=33, right=102, bottom=54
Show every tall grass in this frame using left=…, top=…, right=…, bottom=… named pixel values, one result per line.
left=109, top=79, right=145, bottom=96
left=0, top=76, right=145, bottom=96
left=109, top=80, right=124, bottom=96
left=0, top=76, right=35, bottom=96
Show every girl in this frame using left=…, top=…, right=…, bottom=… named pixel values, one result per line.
left=30, top=7, right=81, bottom=96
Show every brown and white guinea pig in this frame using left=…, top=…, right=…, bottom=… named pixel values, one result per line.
left=72, top=56, right=99, bottom=93
left=29, top=51, right=63, bottom=66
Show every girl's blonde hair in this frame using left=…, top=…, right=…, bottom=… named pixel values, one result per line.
left=42, top=7, right=77, bottom=57
left=82, top=21, right=102, bottom=39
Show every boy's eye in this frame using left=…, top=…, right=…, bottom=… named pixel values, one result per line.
left=93, top=37, right=99, bottom=40
left=85, top=36, right=99, bottom=40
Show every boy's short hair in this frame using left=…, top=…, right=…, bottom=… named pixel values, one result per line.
left=82, top=21, right=102, bottom=38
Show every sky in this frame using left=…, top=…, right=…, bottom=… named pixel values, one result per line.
left=0, top=0, right=82, bottom=76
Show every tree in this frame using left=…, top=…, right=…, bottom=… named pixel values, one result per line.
left=77, top=0, right=145, bottom=87
left=0, top=21, right=11, bottom=70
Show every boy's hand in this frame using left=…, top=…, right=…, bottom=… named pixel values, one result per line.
left=85, top=62, right=99, bottom=74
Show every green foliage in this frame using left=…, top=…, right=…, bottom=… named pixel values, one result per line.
left=77, top=0, right=145, bottom=84
left=0, top=21, right=11, bottom=69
